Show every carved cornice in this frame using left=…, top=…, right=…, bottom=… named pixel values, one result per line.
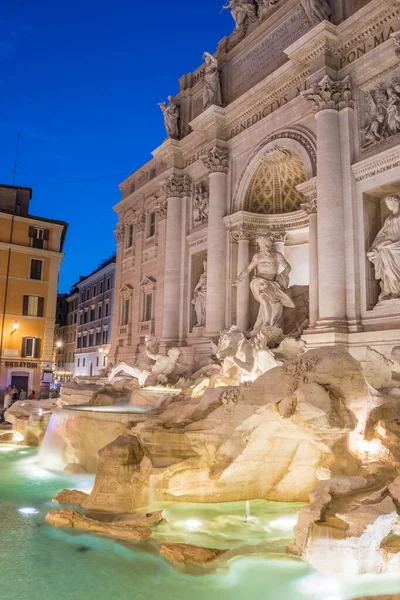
left=162, top=174, right=192, bottom=198
left=285, top=20, right=339, bottom=66
left=302, top=75, right=355, bottom=112
left=224, top=210, right=309, bottom=234
left=202, top=146, right=229, bottom=173
left=296, top=177, right=317, bottom=214
left=352, top=146, right=400, bottom=183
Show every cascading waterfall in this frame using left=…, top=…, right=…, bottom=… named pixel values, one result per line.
left=37, top=407, right=74, bottom=471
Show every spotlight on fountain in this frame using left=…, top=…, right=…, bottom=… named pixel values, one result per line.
left=18, top=507, right=39, bottom=516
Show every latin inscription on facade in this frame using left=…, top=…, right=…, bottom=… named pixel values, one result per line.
left=221, top=6, right=308, bottom=103
left=340, top=25, right=397, bottom=69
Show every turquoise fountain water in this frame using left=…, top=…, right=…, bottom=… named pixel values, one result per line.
left=1, top=444, right=400, bottom=600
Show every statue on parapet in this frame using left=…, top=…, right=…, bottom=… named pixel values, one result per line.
left=221, top=0, right=259, bottom=29
left=159, top=95, right=180, bottom=139
left=300, top=0, right=331, bottom=24
left=202, top=53, right=222, bottom=109
left=234, top=235, right=294, bottom=336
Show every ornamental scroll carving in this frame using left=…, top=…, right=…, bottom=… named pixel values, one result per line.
left=202, top=146, right=229, bottom=173
left=114, top=223, right=125, bottom=243
left=360, top=75, right=400, bottom=149
left=302, top=75, right=354, bottom=112
left=193, top=183, right=209, bottom=226
left=156, top=201, right=167, bottom=221
left=301, top=197, right=317, bottom=214
left=162, top=175, right=192, bottom=198
left=133, top=213, right=146, bottom=233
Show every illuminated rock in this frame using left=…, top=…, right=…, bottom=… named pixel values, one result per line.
left=159, top=543, right=225, bottom=564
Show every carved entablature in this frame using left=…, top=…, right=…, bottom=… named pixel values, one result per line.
left=224, top=210, right=308, bottom=242
left=352, top=147, right=400, bottom=183
left=193, top=182, right=209, bottom=227
left=302, top=75, right=355, bottom=112
left=162, top=174, right=192, bottom=198
left=358, top=71, right=400, bottom=153
left=202, top=146, right=229, bottom=173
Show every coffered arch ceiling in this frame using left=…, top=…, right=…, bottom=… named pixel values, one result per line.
left=245, top=148, right=306, bottom=214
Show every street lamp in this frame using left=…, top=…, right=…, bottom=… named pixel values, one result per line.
left=56, top=340, right=62, bottom=348
left=10, top=320, right=19, bottom=336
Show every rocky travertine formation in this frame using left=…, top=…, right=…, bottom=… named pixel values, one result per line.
left=45, top=508, right=152, bottom=541
left=159, top=543, right=225, bottom=564
left=52, top=489, right=89, bottom=506
left=78, top=347, right=399, bottom=510
left=289, top=473, right=400, bottom=574
left=5, top=399, right=58, bottom=445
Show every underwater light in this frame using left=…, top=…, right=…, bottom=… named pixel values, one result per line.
left=13, top=431, right=24, bottom=442
left=269, top=516, right=298, bottom=529
left=185, top=519, right=203, bottom=530
left=18, top=507, right=39, bottom=516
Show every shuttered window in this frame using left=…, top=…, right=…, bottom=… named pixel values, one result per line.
left=30, top=259, right=43, bottom=280
left=22, top=296, right=44, bottom=317
left=21, top=337, right=41, bottom=358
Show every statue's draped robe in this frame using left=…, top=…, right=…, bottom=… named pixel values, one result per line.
left=369, top=213, right=400, bottom=298
left=203, top=63, right=222, bottom=108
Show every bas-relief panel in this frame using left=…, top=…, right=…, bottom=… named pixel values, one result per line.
left=358, top=70, right=400, bottom=155
left=221, top=5, right=308, bottom=104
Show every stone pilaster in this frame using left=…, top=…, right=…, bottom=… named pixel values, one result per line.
left=202, top=146, right=229, bottom=335
left=300, top=181, right=318, bottom=328
left=303, top=75, right=354, bottom=327
left=161, top=174, right=192, bottom=343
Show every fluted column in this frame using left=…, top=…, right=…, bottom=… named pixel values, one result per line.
left=303, top=75, right=354, bottom=326
left=202, top=146, right=229, bottom=335
left=161, top=174, right=191, bottom=343
left=301, top=193, right=318, bottom=327
left=231, top=228, right=250, bottom=332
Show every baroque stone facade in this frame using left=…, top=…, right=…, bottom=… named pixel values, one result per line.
left=111, top=0, right=400, bottom=367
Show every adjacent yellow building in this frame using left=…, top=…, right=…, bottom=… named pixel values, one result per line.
left=0, top=184, right=68, bottom=398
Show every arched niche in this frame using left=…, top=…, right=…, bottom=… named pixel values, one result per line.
left=232, top=127, right=316, bottom=214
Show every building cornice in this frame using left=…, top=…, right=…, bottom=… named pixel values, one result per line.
left=0, top=241, right=63, bottom=259
left=352, top=145, right=400, bottom=183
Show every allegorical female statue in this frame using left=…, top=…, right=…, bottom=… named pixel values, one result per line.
left=203, top=52, right=222, bottom=109
left=300, top=0, right=331, bottom=24
left=192, top=261, right=207, bottom=327
left=234, top=235, right=294, bottom=335
left=221, top=0, right=258, bottom=29
left=158, top=95, right=179, bottom=139
left=367, top=196, right=400, bottom=302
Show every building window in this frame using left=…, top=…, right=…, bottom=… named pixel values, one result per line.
left=82, top=334, right=87, bottom=348
left=102, top=329, right=108, bottom=344
left=96, top=331, right=101, bottom=345
left=30, top=259, right=43, bottom=281
left=103, top=356, right=106, bottom=367
left=98, top=304, right=102, bottom=319
left=77, top=336, right=82, bottom=349
left=100, top=281, right=104, bottom=294
left=22, top=337, right=41, bottom=358
left=29, top=227, right=49, bottom=249
left=77, top=358, right=80, bottom=367
left=143, top=293, right=153, bottom=322
left=147, top=212, right=156, bottom=238
left=83, top=358, right=86, bottom=367
left=126, top=224, right=134, bottom=248
left=105, top=301, right=110, bottom=317
left=88, top=333, right=94, bottom=347
left=93, top=285, right=96, bottom=297
left=74, top=313, right=77, bottom=324
left=121, top=298, right=130, bottom=326
left=81, top=292, right=84, bottom=302
left=96, top=356, right=99, bottom=367
left=106, top=277, right=111, bottom=291
left=86, top=289, right=90, bottom=300
left=84, top=310, right=88, bottom=324
left=90, top=307, right=95, bottom=321
left=22, top=295, right=44, bottom=317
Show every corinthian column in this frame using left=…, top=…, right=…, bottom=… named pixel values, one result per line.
left=303, top=75, right=354, bottom=326
left=161, top=174, right=192, bottom=343
left=231, top=228, right=251, bottom=332
left=301, top=189, right=318, bottom=327
left=202, top=146, right=229, bottom=335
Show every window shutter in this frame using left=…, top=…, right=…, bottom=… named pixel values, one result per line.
left=28, top=226, right=35, bottom=238
left=38, top=297, right=44, bottom=317
left=34, top=338, right=41, bottom=359
left=21, top=338, right=26, bottom=358
left=43, top=229, right=49, bottom=240
left=22, top=296, right=29, bottom=316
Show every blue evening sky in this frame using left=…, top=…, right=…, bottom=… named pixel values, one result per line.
left=0, top=0, right=232, bottom=292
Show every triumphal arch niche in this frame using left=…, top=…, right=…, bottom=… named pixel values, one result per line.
left=113, top=0, right=400, bottom=368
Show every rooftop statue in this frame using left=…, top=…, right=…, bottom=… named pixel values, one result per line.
left=300, top=0, right=331, bottom=24
left=202, top=53, right=222, bottom=109
left=158, top=95, right=179, bottom=139
left=367, top=195, right=400, bottom=303
left=221, top=0, right=258, bottom=29
left=234, top=235, right=294, bottom=335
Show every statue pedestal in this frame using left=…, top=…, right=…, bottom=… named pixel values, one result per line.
left=372, top=298, right=400, bottom=316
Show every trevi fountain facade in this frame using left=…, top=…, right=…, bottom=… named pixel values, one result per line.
left=5, top=1, right=400, bottom=599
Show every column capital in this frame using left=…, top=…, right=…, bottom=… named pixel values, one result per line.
left=156, top=200, right=168, bottom=221
left=114, top=223, right=125, bottom=243
left=271, top=230, right=288, bottom=244
left=302, top=75, right=355, bottom=113
left=230, top=226, right=252, bottom=242
left=162, top=174, right=192, bottom=198
left=301, top=197, right=317, bottom=215
left=202, top=146, right=229, bottom=174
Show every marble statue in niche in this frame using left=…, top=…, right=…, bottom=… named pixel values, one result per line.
left=367, top=196, right=400, bottom=303
left=234, top=235, right=294, bottom=334
left=361, top=79, right=400, bottom=148
left=192, top=261, right=207, bottom=328
left=159, top=95, right=180, bottom=139
left=203, top=52, right=222, bottom=109
left=193, top=183, right=209, bottom=225
left=221, top=0, right=258, bottom=29
left=300, top=0, right=331, bottom=24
